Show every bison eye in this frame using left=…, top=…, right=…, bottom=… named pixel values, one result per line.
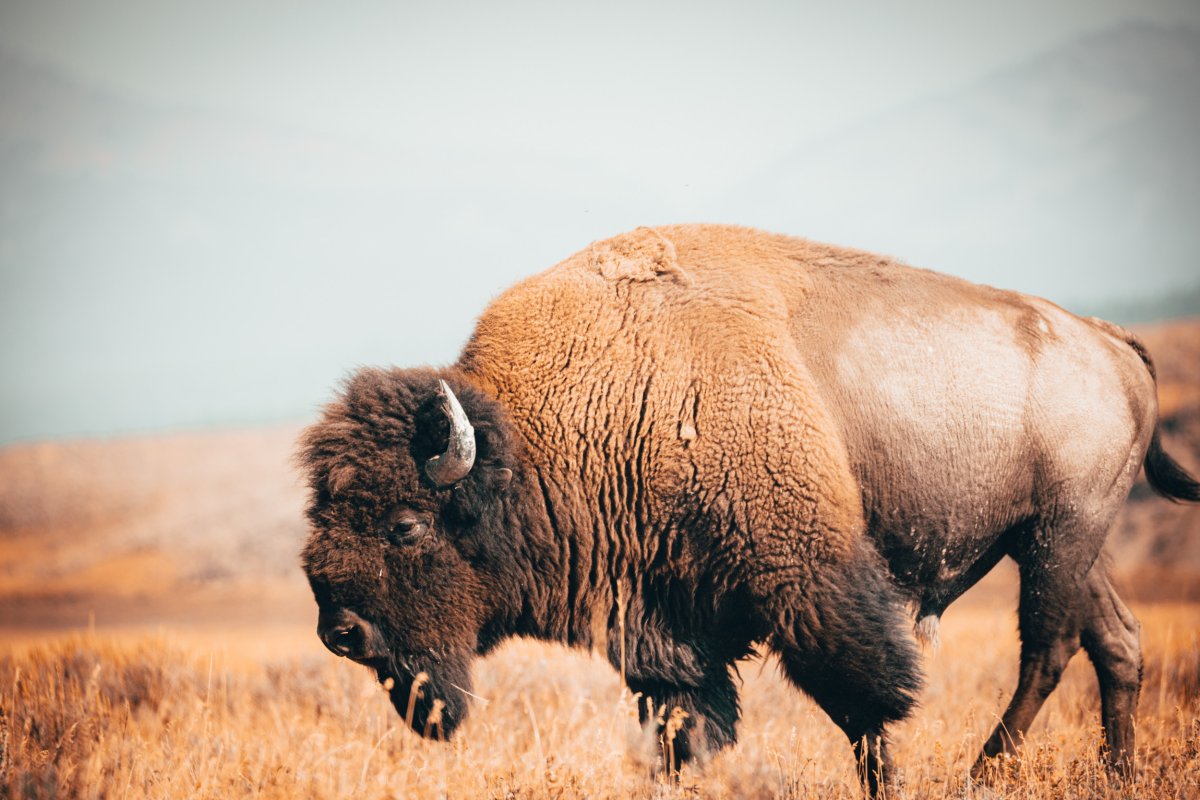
left=387, top=515, right=428, bottom=545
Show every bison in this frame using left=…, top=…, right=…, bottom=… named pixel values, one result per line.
left=299, top=224, right=1198, bottom=794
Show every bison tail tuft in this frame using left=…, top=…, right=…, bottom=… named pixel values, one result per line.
left=1144, top=428, right=1200, bottom=503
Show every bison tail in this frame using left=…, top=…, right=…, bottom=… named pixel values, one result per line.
left=1090, top=317, right=1200, bottom=503
left=1144, top=428, right=1200, bottom=503
left=1100, top=319, right=1200, bottom=503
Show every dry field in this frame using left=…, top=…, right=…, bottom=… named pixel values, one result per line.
left=1, top=320, right=1198, bottom=798
left=2, top=585, right=1198, bottom=799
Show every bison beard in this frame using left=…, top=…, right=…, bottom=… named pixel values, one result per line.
left=378, top=653, right=472, bottom=739
left=299, top=225, right=1200, bottom=796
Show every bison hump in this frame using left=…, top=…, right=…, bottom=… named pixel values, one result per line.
left=588, top=227, right=692, bottom=285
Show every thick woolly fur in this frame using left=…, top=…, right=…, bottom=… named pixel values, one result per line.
left=300, top=224, right=1198, bottom=792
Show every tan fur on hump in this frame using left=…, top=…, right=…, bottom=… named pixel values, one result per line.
left=459, top=223, right=869, bottom=582
left=588, top=226, right=691, bottom=284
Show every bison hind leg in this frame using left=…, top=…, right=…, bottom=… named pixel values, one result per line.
left=769, top=545, right=923, bottom=795
left=973, top=509, right=1140, bottom=780
left=1080, top=555, right=1141, bottom=776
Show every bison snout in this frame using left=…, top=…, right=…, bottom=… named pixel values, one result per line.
left=317, top=608, right=383, bottom=661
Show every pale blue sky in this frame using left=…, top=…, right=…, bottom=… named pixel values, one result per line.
left=1, top=1, right=1198, bottom=443
left=4, top=1, right=1198, bottom=191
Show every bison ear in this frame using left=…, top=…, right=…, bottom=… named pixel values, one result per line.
left=468, top=421, right=513, bottom=489
left=461, top=466, right=510, bottom=491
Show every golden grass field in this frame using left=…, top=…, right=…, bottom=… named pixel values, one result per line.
left=2, top=582, right=1198, bottom=799
left=1, top=320, right=1198, bottom=798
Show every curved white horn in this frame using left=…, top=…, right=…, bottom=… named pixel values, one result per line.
left=424, top=379, right=476, bottom=487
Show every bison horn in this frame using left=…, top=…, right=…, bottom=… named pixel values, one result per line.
left=425, top=379, right=476, bottom=487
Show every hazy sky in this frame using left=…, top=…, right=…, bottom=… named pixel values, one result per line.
left=1, top=1, right=1198, bottom=443
left=5, top=0, right=1198, bottom=191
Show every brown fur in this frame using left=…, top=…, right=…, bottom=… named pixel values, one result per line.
left=300, top=224, right=1197, bottom=795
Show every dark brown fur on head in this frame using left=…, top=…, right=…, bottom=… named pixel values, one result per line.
left=298, top=366, right=527, bottom=736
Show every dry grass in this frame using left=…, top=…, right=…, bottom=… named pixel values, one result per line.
left=2, top=595, right=1197, bottom=799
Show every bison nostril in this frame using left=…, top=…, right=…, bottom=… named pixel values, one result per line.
left=318, top=609, right=378, bottom=660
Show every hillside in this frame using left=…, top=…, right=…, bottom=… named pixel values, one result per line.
left=0, top=426, right=310, bottom=633
left=722, top=20, right=1200, bottom=314
left=1108, top=319, right=1200, bottom=588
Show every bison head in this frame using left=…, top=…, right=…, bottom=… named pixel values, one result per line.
left=299, top=367, right=521, bottom=738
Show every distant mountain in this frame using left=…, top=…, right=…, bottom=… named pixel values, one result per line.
left=0, top=53, right=413, bottom=443
left=720, top=20, right=1200, bottom=311
left=1081, top=284, right=1200, bottom=325
left=3, top=21, right=1198, bottom=443
left=0, top=51, right=633, bottom=443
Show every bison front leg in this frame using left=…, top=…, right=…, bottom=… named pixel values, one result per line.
left=626, top=666, right=740, bottom=776
left=768, top=546, right=922, bottom=797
